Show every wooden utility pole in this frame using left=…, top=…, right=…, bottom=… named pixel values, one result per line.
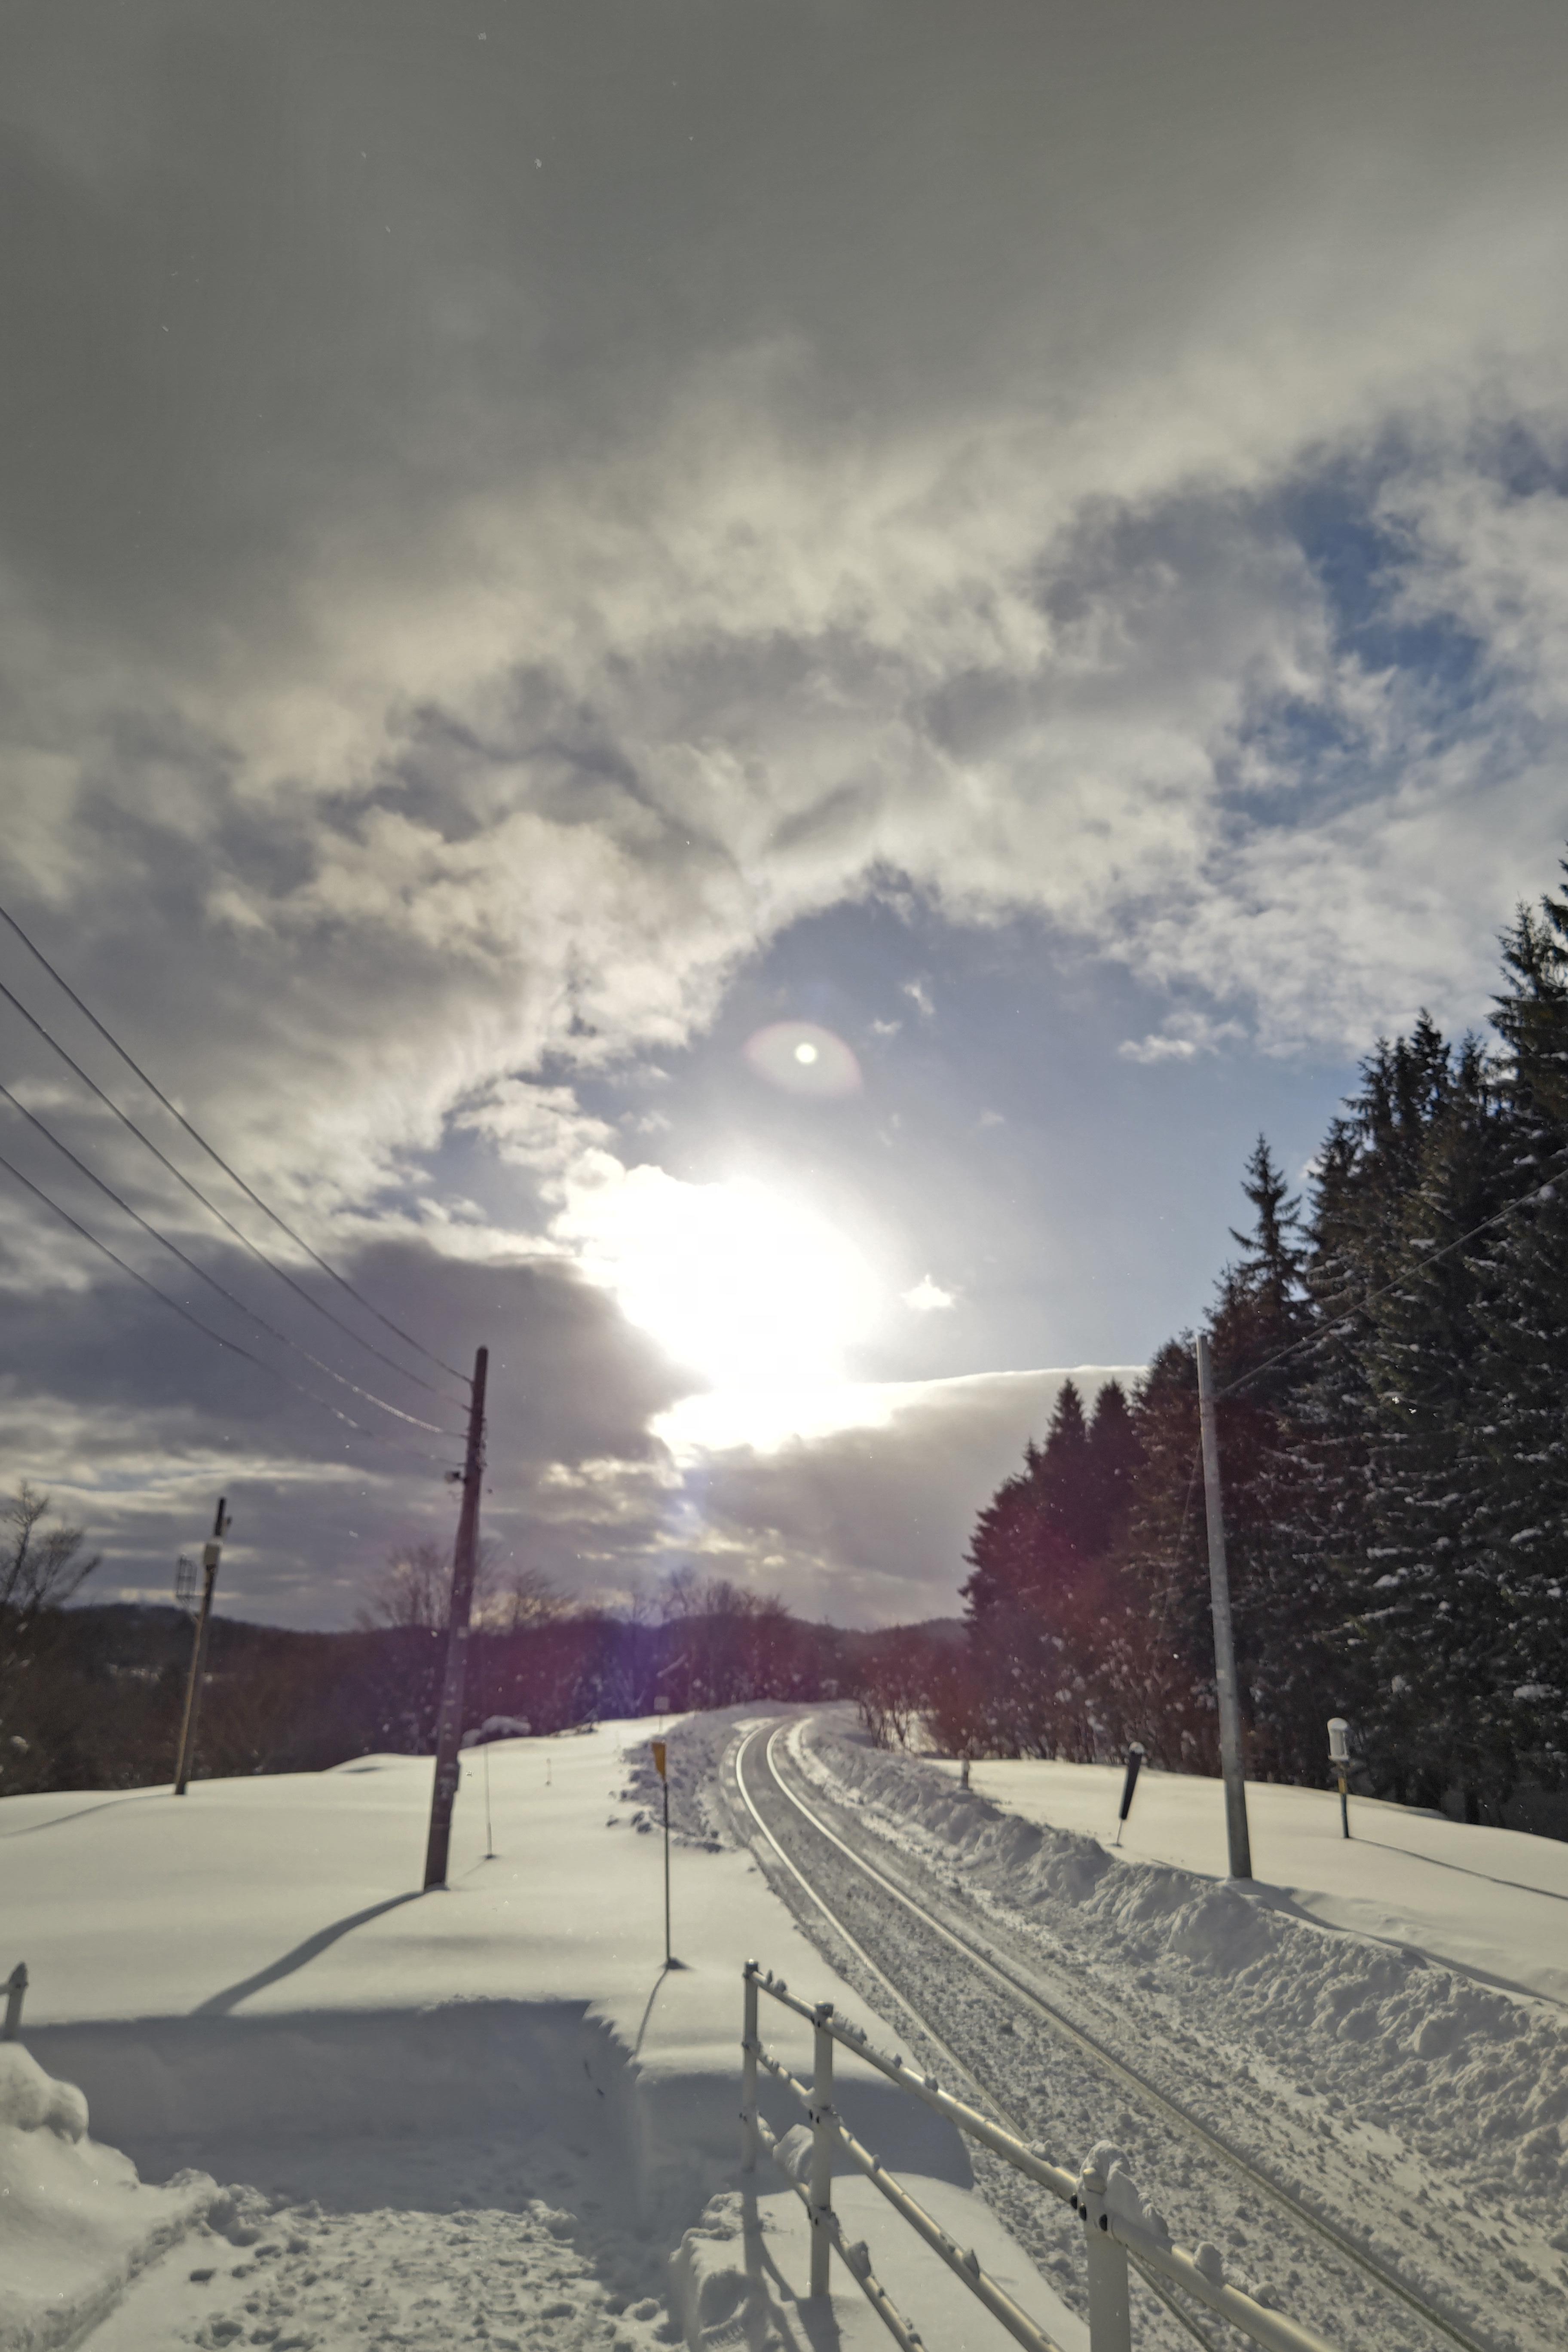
left=423, top=1345, right=488, bottom=1890
left=1194, top=1335, right=1253, bottom=1879
left=174, top=1497, right=230, bottom=1796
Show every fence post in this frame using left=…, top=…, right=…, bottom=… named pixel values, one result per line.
left=1079, top=2157, right=1131, bottom=2352
left=809, top=2001, right=836, bottom=2298
left=741, top=1963, right=760, bottom=2173
left=3, top=1962, right=26, bottom=2041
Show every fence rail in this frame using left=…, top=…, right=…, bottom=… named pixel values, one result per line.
left=741, top=1960, right=1336, bottom=2352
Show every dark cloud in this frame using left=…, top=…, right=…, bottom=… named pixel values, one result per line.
left=0, top=1227, right=692, bottom=1621
left=4, top=3, right=1568, bottom=1624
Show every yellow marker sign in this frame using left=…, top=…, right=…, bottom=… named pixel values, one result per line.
left=652, top=1740, right=667, bottom=1781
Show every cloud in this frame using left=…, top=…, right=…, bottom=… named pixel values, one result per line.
left=0, top=1232, right=694, bottom=1624
left=902, top=1275, right=956, bottom=1314
left=1119, top=1012, right=1250, bottom=1065
left=655, top=1367, right=1144, bottom=1626
left=6, top=5, right=1568, bottom=1622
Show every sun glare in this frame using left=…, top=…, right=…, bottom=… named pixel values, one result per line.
left=565, top=1168, right=876, bottom=1391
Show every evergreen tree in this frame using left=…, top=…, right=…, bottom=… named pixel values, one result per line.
left=1086, top=1379, right=1142, bottom=1556
left=1344, top=1038, right=1517, bottom=1813
left=1464, top=884, right=1568, bottom=1795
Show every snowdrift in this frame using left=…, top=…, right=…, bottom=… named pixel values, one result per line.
left=796, top=1724, right=1568, bottom=2224
left=0, top=2041, right=213, bottom=2352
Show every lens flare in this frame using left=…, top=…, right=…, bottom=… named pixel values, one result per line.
left=745, top=1021, right=861, bottom=1097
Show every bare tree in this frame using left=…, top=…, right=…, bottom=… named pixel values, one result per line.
left=356, top=1539, right=558, bottom=1634
left=474, top=1561, right=562, bottom=1634
left=356, top=1540, right=457, bottom=1632
left=1, top=1484, right=98, bottom=1629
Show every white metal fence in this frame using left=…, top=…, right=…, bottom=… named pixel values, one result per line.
left=741, top=1960, right=1336, bottom=2352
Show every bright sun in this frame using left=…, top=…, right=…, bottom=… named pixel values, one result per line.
left=564, top=1168, right=876, bottom=1391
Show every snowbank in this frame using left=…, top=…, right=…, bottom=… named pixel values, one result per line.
left=941, top=1751, right=1568, bottom=2005
left=0, top=2041, right=213, bottom=2352
left=796, top=1724, right=1568, bottom=2226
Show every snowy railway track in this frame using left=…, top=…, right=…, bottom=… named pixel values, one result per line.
left=731, top=1718, right=1499, bottom=2352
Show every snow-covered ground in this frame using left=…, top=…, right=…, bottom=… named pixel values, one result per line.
left=0, top=1716, right=1084, bottom=2352
left=7, top=1711, right=1568, bottom=2352
left=942, top=1753, right=1568, bottom=2005
left=773, top=1718, right=1568, bottom=2352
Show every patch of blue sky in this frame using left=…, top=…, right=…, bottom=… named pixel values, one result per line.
left=1279, top=470, right=1485, bottom=695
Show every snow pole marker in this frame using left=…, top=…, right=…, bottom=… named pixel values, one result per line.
left=1114, top=1743, right=1145, bottom=1847
left=1327, top=1717, right=1351, bottom=1840
left=652, top=1736, right=671, bottom=1967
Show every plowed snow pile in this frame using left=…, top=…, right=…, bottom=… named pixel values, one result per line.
left=795, top=1725, right=1568, bottom=2230
left=0, top=2041, right=212, bottom=2352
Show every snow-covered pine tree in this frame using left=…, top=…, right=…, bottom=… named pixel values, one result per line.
left=1466, top=883, right=1568, bottom=1798
left=1291, top=1018, right=1464, bottom=1803
left=1347, top=1036, right=1518, bottom=1816
left=961, top=1377, right=1158, bottom=1760
left=1086, top=1378, right=1143, bottom=1556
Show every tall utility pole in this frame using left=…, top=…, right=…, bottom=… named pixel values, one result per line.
left=423, top=1345, right=489, bottom=1890
left=1194, top=1335, right=1253, bottom=1880
left=174, top=1497, right=231, bottom=1796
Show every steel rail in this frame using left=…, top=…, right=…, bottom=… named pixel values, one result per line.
left=737, top=1732, right=1332, bottom=2352
left=735, top=1720, right=1490, bottom=2352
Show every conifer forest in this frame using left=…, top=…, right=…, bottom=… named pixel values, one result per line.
left=949, top=863, right=1568, bottom=1825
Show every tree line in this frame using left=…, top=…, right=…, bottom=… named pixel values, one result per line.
left=909, top=861, right=1568, bottom=1822
left=7, top=859, right=1567, bottom=1819
left=0, top=1514, right=873, bottom=1795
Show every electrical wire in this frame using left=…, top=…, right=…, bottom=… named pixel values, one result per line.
left=0, top=1079, right=464, bottom=1438
left=1210, top=1143, right=1568, bottom=1404
left=0, top=973, right=469, bottom=1409
left=0, top=896, right=469, bottom=1389
left=0, top=1149, right=456, bottom=1470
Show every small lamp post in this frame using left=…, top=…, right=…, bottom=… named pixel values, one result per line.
left=1327, top=1717, right=1351, bottom=1840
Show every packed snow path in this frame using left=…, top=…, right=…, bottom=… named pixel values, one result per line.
left=715, top=1714, right=1567, bottom=2352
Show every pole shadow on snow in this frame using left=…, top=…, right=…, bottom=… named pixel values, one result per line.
left=193, top=1890, right=426, bottom=2015
left=1348, top=1831, right=1568, bottom=1905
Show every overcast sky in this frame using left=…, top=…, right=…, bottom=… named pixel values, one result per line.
left=3, top=1, right=1568, bottom=1628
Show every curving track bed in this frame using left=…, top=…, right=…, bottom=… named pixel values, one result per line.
left=727, top=1716, right=1558, bottom=2352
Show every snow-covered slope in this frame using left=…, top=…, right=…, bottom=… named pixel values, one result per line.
left=0, top=1718, right=1084, bottom=2352
left=943, top=1753, right=1568, bottom=2005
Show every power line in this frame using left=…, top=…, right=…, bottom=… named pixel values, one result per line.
left=0, top=1079, right=464, bottom=1439
left=1211, top=1144, right=1568, bottom=1403
left=0, top=972, right=468, bottom=1409
left=0, top=895, right=469, bottom=1389
left=0, top=1150, right=455, bottom=1469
